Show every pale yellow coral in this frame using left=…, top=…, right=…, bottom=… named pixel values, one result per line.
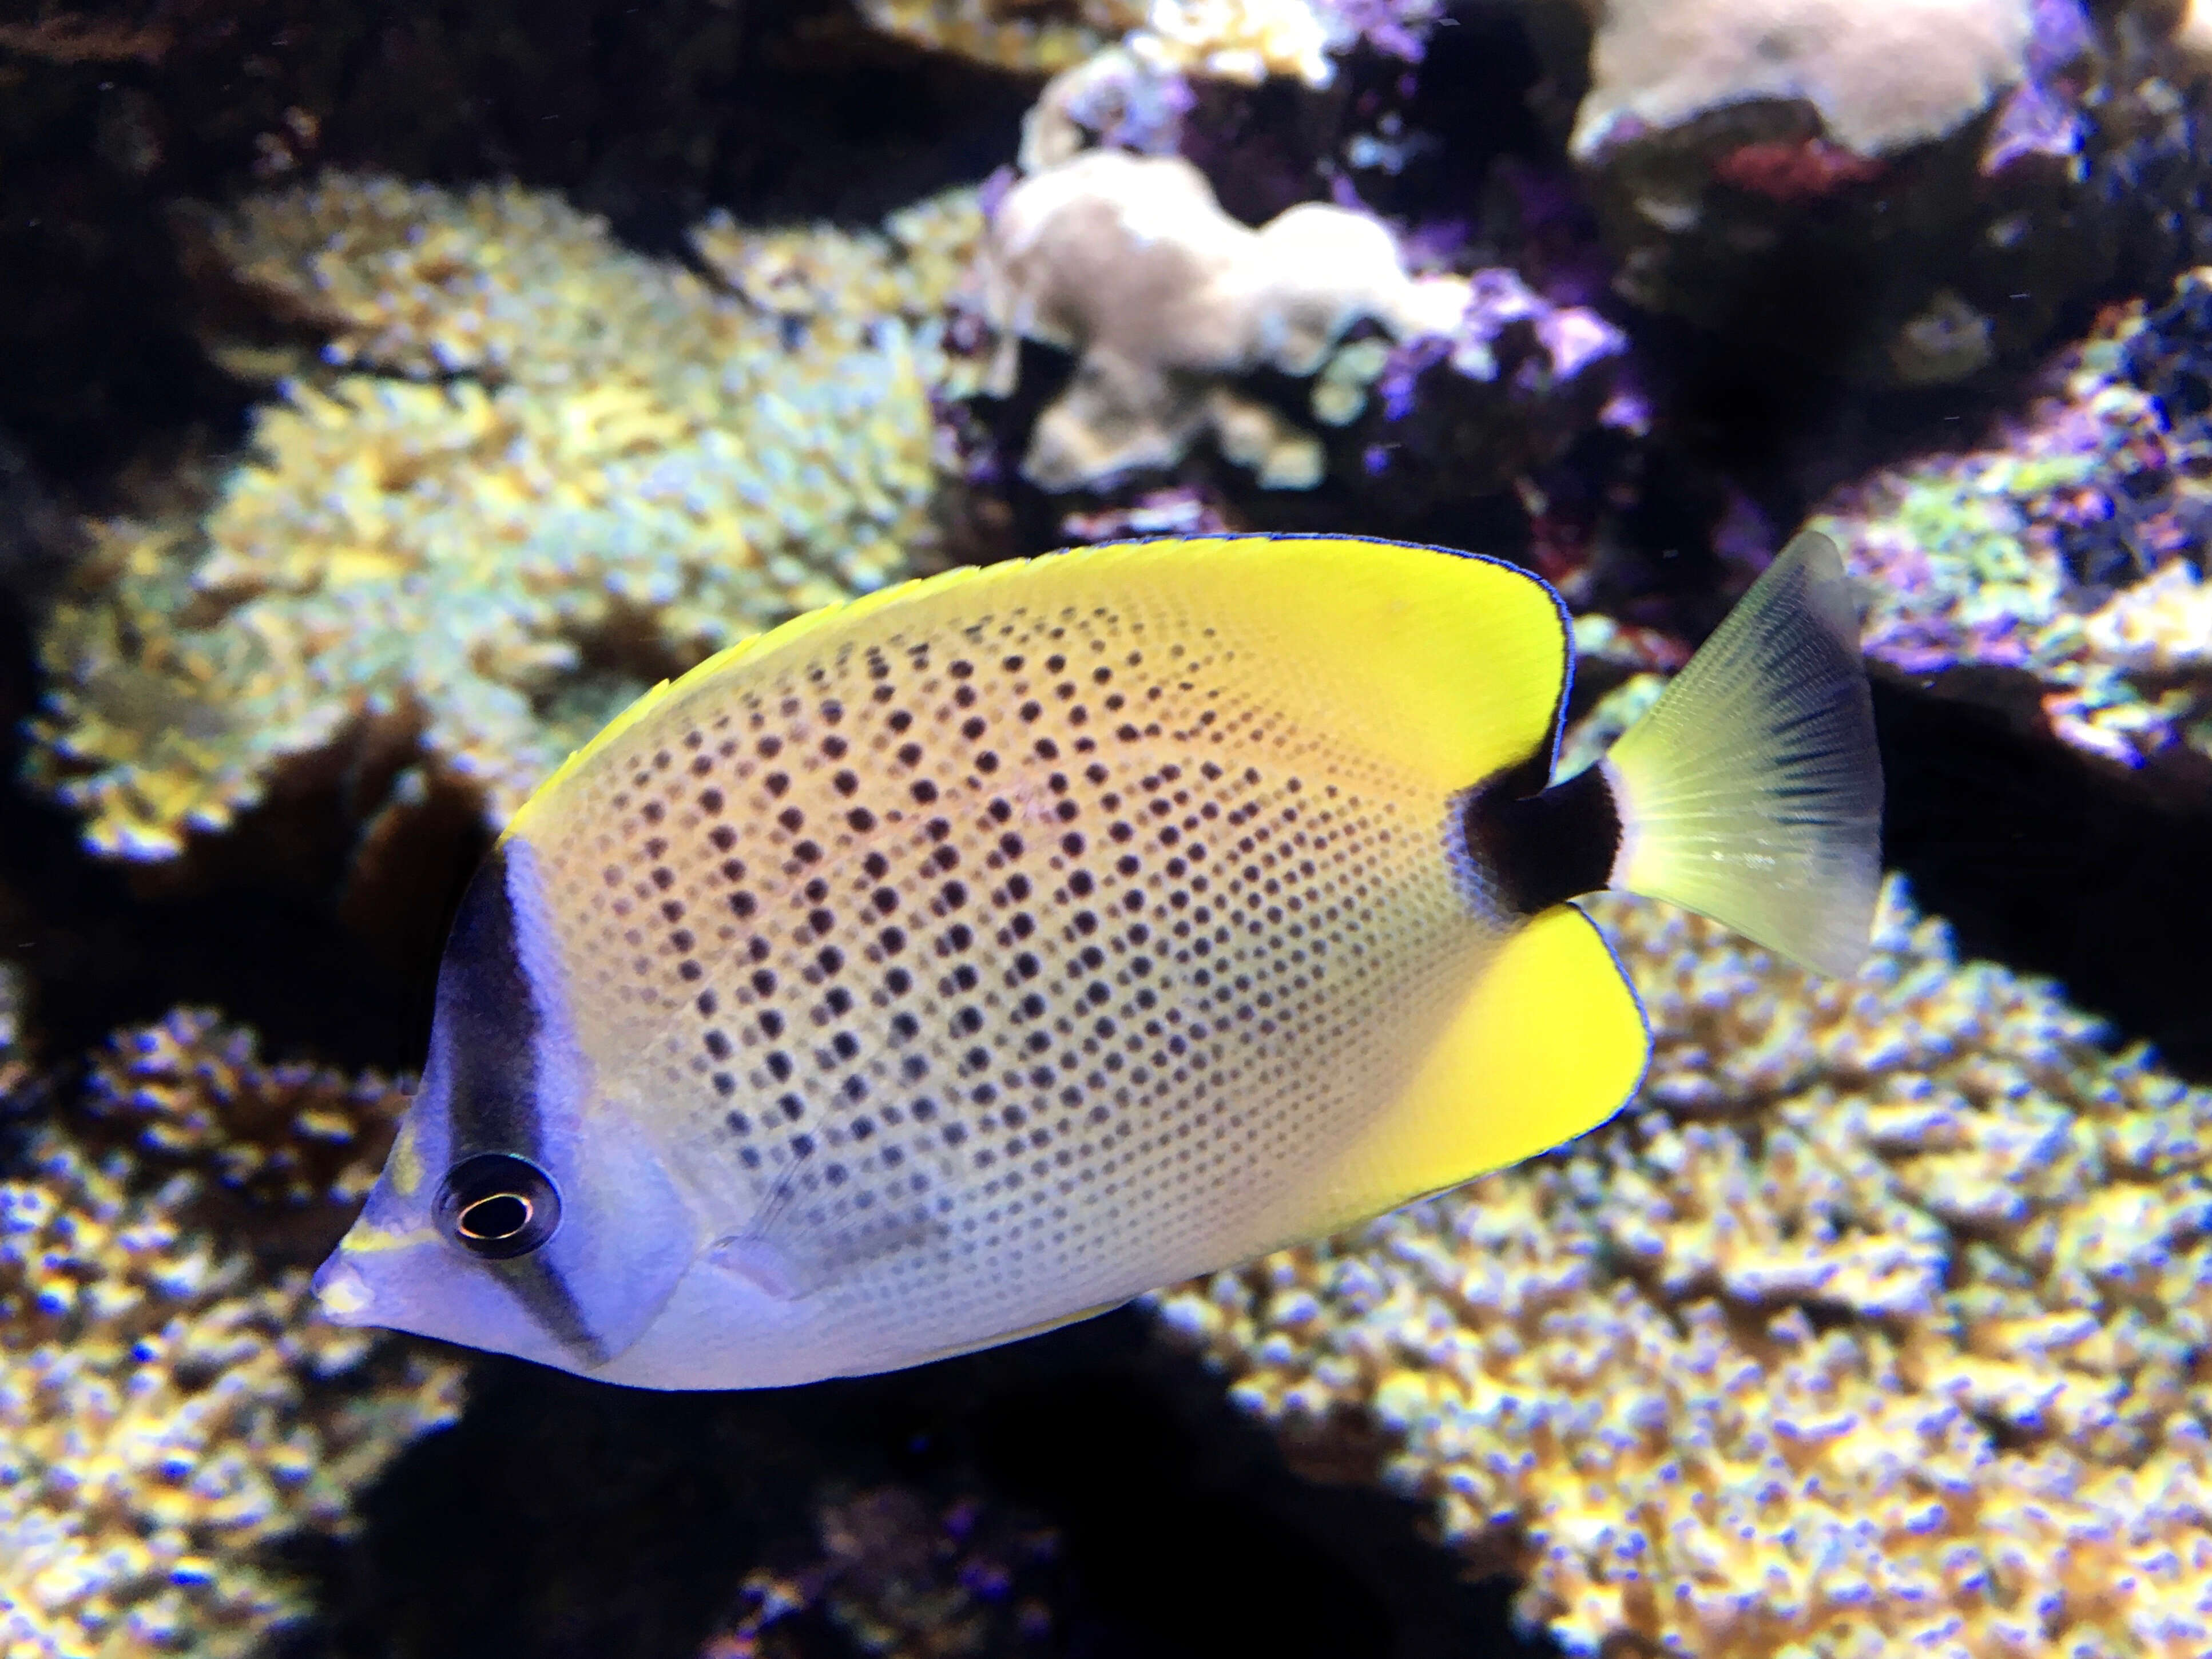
left=1, top=1009, right=467, bottom=1659
left=1129, top=0, right=1336, bottom=86
left=851, top=0, right=1347, bottom=85
left=690, top=189, right=985, bottom=339
left=978, top=149, right=1468, bottom=489
left=2166, top=0, right=2212, bottom=70
left=1564, top=0, right=2034, bottom=159
left=1152, top=880, right=2212, bottom=1658
left=853, top=0, right=1146, bottom=74
left=209, top=173, right=663, bottom=384
left=34, top=176, right=978, bottom=861
left=2080, top=558, right=2212, bottom=672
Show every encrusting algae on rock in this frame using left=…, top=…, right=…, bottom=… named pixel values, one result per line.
left=2, top=1008, right=468, bottom=1659
left=1817, top=266, right=2212, bottom=775
left=30, top=174, right=984, bottom=863
left=1151, top=878, right=2212, bottom=1658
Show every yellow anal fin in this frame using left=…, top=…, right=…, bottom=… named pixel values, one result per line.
left=1291, top=906, right=1648, bottom=1237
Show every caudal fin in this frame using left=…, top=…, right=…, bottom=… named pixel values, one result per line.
left=1601, top=530, right=1883, bottom=976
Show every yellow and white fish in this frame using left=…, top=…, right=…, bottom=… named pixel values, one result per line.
left=315, top=530, right=1880, bottom=1388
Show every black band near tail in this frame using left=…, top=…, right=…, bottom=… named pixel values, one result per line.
left=1462, top=763, right=1622, bottom=917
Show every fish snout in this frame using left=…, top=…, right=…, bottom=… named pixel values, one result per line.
left=310, top=1251, right=378, bottom=1324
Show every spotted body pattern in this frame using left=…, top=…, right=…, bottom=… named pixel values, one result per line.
left=323, top=532, right=1886, bottom=1388
left=521, top=538, right=1556, bottom=1376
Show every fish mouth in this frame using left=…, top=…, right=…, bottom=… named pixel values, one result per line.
left=310, top=1253, right=377, bottom=1324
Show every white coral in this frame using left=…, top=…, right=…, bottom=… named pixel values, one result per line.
left=1567, top=0, right=2035, bottom=158
left=979, top=150, right=1467, bottom=489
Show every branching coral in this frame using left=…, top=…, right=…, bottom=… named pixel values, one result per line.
left=30, top=174, right=983, bottom=861
left=854, top=0, right=1434, bottom=85
left=1, top=1007, right=467, bottom=1659
left=1152, top=879, right=2212, bottom=1658
left=1817, top=271, right=2212, bottom=772
left=208, top=173, right=663, bottom=386
left=854, top=0, right=1147, bottom=76
left=690, top=190, right=987, bottom=348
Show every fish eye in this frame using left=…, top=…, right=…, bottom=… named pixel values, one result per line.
left=434, top=1152, right=562, bottom=1260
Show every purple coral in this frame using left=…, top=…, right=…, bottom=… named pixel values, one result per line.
left=1357, top=267, right=1629, bottom=499
left=1314, top=0, right=1442, bottom=65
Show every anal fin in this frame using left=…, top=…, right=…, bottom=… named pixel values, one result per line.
left=709, top=1153, right=941, bottom=1302
left=707, top=1235, right=813, bottom=1301
left=1280, top=905, right=1649, bottom=1239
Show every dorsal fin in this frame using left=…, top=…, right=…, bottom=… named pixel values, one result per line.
left=508, top=534, right=1574, bottom=844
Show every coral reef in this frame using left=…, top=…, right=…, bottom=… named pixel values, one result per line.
left=1817, top=268, right=2212, bottom=776
left=703, top=1486, right=1063, bottom=1659
left=1122, top=0, right=1358, bottom=89
left=9, top=3, right=2212, bottom=1655
left=0, top=0, right=1042, bottom=487
left=975, top=149, right=1625, bottom=494
left=29, top=174, right=983, bottom=862
left=855, top=0, right=1147, bottom=77
left=1, top=1007, right=467, bottom=1659
left=1527, top=0, right=2187, bottom=384
left=1017, top=45, right=1197, bottom=173
left=1152, top=877, right=2212, bottom=1658
left=1565, top=0, right=2037, bottom=160
left=856, top=0, right=1437, bottom=86
left=1327, top=265, right=1638, bottom=523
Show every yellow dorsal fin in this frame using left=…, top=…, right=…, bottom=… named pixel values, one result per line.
left=507, top=535, right=1570, bottom=840
left=1272, top=904, right=1647, bottom=1240
left=507, top=562, right=996, bottom=839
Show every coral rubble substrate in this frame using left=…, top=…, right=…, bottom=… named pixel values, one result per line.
left=1154, top=880, right=2212, bottom=1659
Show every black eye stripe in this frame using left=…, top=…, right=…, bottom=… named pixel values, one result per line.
left=423, top=839, right=610, bottom=1366
left=434, top=844, right=545, bottom=1162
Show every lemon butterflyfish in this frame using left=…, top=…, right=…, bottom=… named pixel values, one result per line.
left=314, top=531, right=1882, bottom=1388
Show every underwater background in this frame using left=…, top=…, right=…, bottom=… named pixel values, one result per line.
left=2, top=0, right=2211, bottom=1654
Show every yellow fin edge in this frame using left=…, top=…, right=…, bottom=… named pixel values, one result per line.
left=504, top=561, right=995, bottom=842
left=505, top=534, right=1570, bottom=843
left=1289, top=905, right=1648, bottom=1237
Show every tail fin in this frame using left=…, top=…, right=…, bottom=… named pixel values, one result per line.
left=1600, top=530, right=1883, bottom=975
